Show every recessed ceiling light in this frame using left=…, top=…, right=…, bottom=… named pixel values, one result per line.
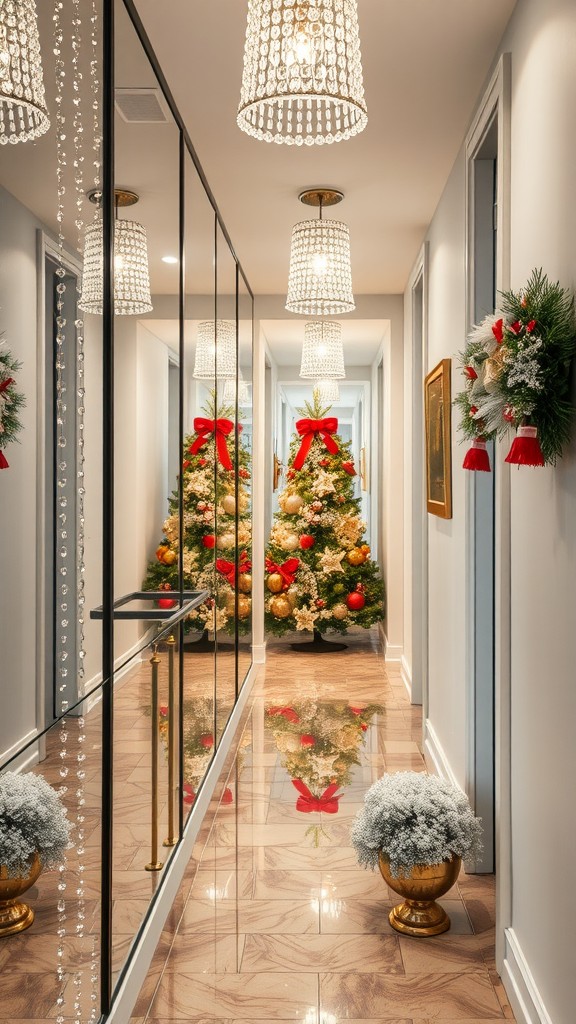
left=161, top=255, right=178, bottom=264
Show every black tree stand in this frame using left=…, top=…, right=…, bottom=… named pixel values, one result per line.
left=290, top=628, right=348, bottom=653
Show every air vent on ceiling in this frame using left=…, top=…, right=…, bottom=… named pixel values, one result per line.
left=115, top=88, right=170, bottom=124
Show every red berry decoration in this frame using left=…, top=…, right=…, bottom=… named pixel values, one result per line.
left=346, top=591, right=366, bottom=611
left=300, top=734, right=315, bottom=747
left=315, top=599, right=325, bottom=608
left=299, top=534, right=315, bottom=550
left=200, top=734, right=214, bottom=749
left=202, top=535, right=216, bottom=548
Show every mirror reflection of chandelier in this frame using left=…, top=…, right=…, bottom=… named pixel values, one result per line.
left=193, top=320, right=237, bottom=380
left=237, top=0, right=367, bottom=146
left=78, top=190, right=153, bottom=316
left=0, top=0, right=50, bottom=145
left=300, top=320, right=345, bottom=379
left=314, top=379, right=340, bottom=404
left=223, top=373, right=251, bottom=405
left=286, top=189, right=355, bottom=316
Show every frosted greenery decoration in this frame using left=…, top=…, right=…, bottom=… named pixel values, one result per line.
left=0, top=771, right=71, bottom=877
left=351, top=771, right=482, bottom=877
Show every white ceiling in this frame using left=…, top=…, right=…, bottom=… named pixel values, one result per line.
left=0, top=0, right=517, bottom=370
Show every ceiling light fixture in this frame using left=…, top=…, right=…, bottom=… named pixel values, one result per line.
left=223, top=373, right=251, bottom=406
left=286, top=188, right=355, bottom=315
left=78, top=189, right=153, bottom=316
left=237, top=0, right=367, bottom=146
left=314, top=379, right=339, bottom=404
left=193, top=320, right=237, bottom=380
left=0, top=0, right=50, bottom=145
left=300, top=320, right=345, bottom=379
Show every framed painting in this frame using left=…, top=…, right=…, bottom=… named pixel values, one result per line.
left=424, top=358, right=452, bottom=519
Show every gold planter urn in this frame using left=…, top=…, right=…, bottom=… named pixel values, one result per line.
left=0, top=853, right=42, bottom=936
left=378, top=852, right=461, bottom=937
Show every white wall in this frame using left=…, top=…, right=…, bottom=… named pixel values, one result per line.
left=405, top=1, right=576, bottom=1021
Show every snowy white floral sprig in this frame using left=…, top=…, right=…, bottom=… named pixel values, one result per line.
left=351, top=771, right=482, bottom=877
left=0, top=771, right=71, bottom=877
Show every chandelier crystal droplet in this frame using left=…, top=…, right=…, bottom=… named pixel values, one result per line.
left=0, top=0, right=50, bottom=144
left=79, top=218, right=153, bottom=316
left=237, top=0, right=367, bottom=146
left=193, top=320, right=237, bottom=380
left=286, top=218, right=355, bottom=315
left=300, top=320, right=345, bottom=378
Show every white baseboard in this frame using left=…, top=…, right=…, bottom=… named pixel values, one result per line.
left=251, top=641, right=267, bottom=664
left=423, top=717, right=460, bottom=790
left=82, top=640, right=145, bottom=712
left=1, top=728, right=40, bottom=773
left=380, top=624, right=403, bottom=662
left=502, top=928, right=553, bottom=1024
left=400, top=655, right=412, bottom=700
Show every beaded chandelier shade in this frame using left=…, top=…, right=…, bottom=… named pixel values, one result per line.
left=0, top=0, right=50, bottom=145
left=223, top=374, right=251, bottom=405
left=314, top=379, right=339, bottom=403
left=79, top=217, right=153, bottom=316
left=300, top=320, right=345, bottom=378
left=193, top=320, right=237, bottom=380
left=237, top=0, right=367, bottom=146
left=287, top=217, right=354, bottom=315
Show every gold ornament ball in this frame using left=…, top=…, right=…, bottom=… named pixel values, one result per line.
left=347, top=547, right=365, bottom=566
left=270, top=594, right=292, bottom=619
left=162, top=549, right=177, bottom=566
left=281, top=533, right=300, bottom=552
left=237, top=573, right=252, bottom=594
left=221, top=494, right=236, bottom=515
left=286, top=588, right=299, bottom=609
left=332, top=603, right=348, bottom=620
left=284, top=493, right=304, bottom=514
left=216, top=532, right=235, bottom=549
left=267, top=573, right=284, bottom=594
left=237, top=595, right=251, bottom=620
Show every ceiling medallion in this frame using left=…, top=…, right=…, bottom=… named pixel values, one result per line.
left=237, top=0, right=367, bottom=146
left=286, top=188, right=355, bottom=316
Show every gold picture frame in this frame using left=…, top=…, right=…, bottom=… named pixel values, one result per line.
left=424, top=358, right=452, bottom=519
left=272, top=452, right=282, bottom=492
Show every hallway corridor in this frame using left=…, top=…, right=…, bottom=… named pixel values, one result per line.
left=131, top=632, right=514, bottom=1023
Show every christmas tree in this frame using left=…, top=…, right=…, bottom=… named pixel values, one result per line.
left=143, top=395, right=252, bottom=636
left=265, top=395, right=384, bottom=637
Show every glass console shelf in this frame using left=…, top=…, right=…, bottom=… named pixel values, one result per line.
left=90, top=590, right=210, bottom=621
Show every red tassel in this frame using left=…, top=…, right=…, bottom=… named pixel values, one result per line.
left=505, top=425, right=545, bottom=467
left=463, top=439, right=491, bottom=472
left=0, top=451, right=8, bottom=469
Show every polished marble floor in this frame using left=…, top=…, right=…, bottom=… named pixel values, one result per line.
left=130, top=629, right=515, bottom=1024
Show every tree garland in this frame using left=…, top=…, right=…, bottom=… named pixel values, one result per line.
left=0, top=343, right=25, bottom=469
left=455, top=269, right=576, bottom=470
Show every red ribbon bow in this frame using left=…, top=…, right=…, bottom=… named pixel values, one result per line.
left=0, top=452, right=8, bottom=470
left=216, top=550, right=251, bottom=588
left=292, top=779, right=342, bottom=814
left=0, top=377, right=14, bottom=395
left=189, top=417, right=234, bottom=470
left=293, top=417, right=339, bottom=471
left=265, top=556, right=300, bottom=589
left=267, top=706, right=300, bottom=723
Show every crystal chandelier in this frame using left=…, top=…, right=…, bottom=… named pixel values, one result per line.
left=0, top=0, right=50, bottom=145
left=314, top=379, right=339, bottom=404
left=300, top=320, right=345, bottom=379
left=237, top=0, right=367, bottom=146
left=286, top=189, right=355, bottom=315
left=223, top=373, right=251, bottom=405
left=78, top=190, right=153, bottom=316
left=193, top=320, right=237, bottom=380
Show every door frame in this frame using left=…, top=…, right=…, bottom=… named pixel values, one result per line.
left=464, top=53, right=512, bottom=956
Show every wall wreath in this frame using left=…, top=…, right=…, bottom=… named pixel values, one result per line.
left=0, top=342, right=26, bottom=470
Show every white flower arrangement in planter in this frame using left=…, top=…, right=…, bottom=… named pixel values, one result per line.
left=351, top=771, right=482, bottom=877
left=0, top=771, right=71, bottom=878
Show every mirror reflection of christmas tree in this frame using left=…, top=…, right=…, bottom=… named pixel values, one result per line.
left=266, top=697, right=383, bottom=843
left=143, top=394, right=252, bottom=635
left=265, top=395, right=384, bottom=638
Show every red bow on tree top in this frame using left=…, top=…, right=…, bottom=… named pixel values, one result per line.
left=189, top=417, right=234, bottom=470
left=0, top=377, right=14, bottom=469
left=265, top=556, right=300, bottom=589
left=267, top=706, right=300, bottom=724
left=216, top=551, right=251, bottom=588
left=292, top=779, right=342, bottom=814
left=293, top=417, right=339, bottom=471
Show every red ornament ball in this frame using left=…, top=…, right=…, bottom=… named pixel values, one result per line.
left=299, top=534, right=315, bottom=549
left=346, top=591, right=366, bottom=611
left=221, top=787, right=234, bottom=805
left=300, top=734, right=316, bottom=747
left=202, top=535, right=216, bottom=548
left=200, top=734, right=214, bottom=749
left=315, top=599, right=325, bottom=608
left=157, top=597, right=177, bottom=609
